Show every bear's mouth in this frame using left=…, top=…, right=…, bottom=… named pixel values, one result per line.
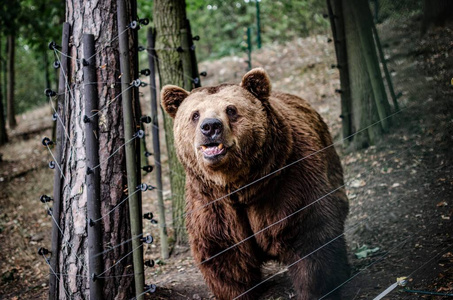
left=200, top=143, right=226, bottom=159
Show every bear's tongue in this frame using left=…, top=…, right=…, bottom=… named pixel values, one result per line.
left=201, top=143, right=224, bottom=156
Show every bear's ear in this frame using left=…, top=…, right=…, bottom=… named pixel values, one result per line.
left=240, top=68, right=272, bottom=101
left=161, top=85, right=189, bottom=118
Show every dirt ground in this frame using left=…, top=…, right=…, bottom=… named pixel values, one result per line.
left=1, top=13, right=452, bottom=300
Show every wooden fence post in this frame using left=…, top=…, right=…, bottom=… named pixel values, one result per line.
left=147, top=27, right=169, bottom=259
left=371, top=23, right=399, bottom=111
left=326, top=0, right=353, bottom=141
left=49, top=22, right=70, bottom=300
left=185, top=19, right=201, bottom=88
left=246, top=27, right=252, bottom=71
left=180, top=28, right=195, bottom=91
left=83, top=33, right=104, bottom=300
left=117, top=0, right=145, bottom=298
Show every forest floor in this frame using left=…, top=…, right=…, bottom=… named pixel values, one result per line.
left=0, top=13, right=452, bottom=300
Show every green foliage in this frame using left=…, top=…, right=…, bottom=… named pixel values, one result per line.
left=0, top=0, right=63, bottom=114
left=14, top=37, right=49, bottom=114
left=185, top=0, right=330, bottom=61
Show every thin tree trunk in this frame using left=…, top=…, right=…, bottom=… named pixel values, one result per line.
left=351, top=0, right=391, bottom=132
left=343, top=0, right=381, bottom=149
left=327, top=0, right=352, bottom=143
left=154, top=0, right=188, bottom=245
left=57, top=1, right=134, bottom=298
left=0, top=35, right=7, bottom=145
left=6, top=34, right=16, bottom=128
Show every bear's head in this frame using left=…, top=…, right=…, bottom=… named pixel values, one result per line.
left=161, top=68, right=273, bottom=185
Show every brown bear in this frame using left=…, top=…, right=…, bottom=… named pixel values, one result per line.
left=161, top=68, right=350, bottom=300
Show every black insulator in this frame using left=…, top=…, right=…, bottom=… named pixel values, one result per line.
left=144, top=260, right=155, bottom=267
left=142, top=165, right=153, bottom=173
left=40, top=195, right=53, bottom=203
left=140, top=69, right=151, bottom=76
left=42, top=137, right=53, bottom=146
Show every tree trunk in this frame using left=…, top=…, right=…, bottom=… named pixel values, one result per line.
left=421, top=0, right=453, bottom=34
left=6, top=34, right=16, bottom=128
left=326, top=0, right=352, bottom=143
left=343, top=0, right=382, bottom=149
left=351, top=0, right=391, bottom=132
left=54, top=1, right=135, bottom=298
left=153, top=0, right=188, bottom=245
left=0, top=35, right=7, bottom=145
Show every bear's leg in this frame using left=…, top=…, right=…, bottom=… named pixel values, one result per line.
left=197, top=249, right=263, bottom=300
left=284, top=237, right=350, bottom=300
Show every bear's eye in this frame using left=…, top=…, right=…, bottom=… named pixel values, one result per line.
left=226, top=106, right=237, bottom=117
left=192, top=111, right=200, bottom=122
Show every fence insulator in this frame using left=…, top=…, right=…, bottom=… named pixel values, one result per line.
left=138, top=45, right=145, bottom=52
left=327, top=38, right=333, bottom=43
left=48, top=41, right=61, bottom=50
left=38, top=247, right=51, bottom=256
left=143, top=212, right=154, bottom=220
left=86, top=167, right=94, bottom=175
left=335, top=89, right=343, bottom=94
left=144, top=284, right=157, bottom=293
left=140, top=69, right=151, bottom=76
left=144, top=151, right=153, bottom=157
left=135, top=129, right=145, bottom=139
left=200, top=71, right=207, bottom=77
left=52, top=113, right=57, bottom=121
left=140, top=81, right=148, bottom=87
left=190, top=45, right=196, bottom=51
left=141, top=116, right=152, bottom=124
left=144, top=260, right=155, bottom=267
left=139, top=183, right=156, bottom=192
left=91, top=273, right=98, bottom=282
left=139, top=18, right=149, bottom=25
left=142, top=165, right=153, bottom=173
left=42, top=137, right=53, bottom=146
left=53, top=61, right=60, bottom=69
left=193, top=77, right=200, bottom=85
left=48, top=161, right=56, bottom=169
left=44, top=88, right=57, bottom=97
left=130, top=20, right=138, bottom=29
left=192, top=35, right=200, bottom=41
left=132, top=79, right=142, bottom=87
left=141, top=235, right=154, bottom=244
left=323, top=13, right=329, bottom=18
left=331, top=64, right=341, bottom=69
left=40, top=194, right=53, bottom=203
left=176, top=46, right=183, bottom=53
left=47, top=208, right=53, bottom=216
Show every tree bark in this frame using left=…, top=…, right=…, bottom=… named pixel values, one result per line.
left=55, top=1, right=135, bottom=298
left=351, top=0, right=391, bottom=132
left=327, top=0, right=352, bottom=143
left=0, top=35, right=8, bottom=145
left=343, top=0, right=382, bottom=149
left=6, top=34, right=16, bottom=128
left=153, top=0, right=188, bottom=245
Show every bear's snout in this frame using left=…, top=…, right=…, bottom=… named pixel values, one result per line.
left=200, top=118, right=223, bottom=139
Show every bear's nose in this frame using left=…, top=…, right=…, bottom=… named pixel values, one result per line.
left=200, top=118, right=223, bottom=138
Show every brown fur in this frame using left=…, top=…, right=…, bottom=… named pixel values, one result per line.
left=161, top=68, right=350, bottom=300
